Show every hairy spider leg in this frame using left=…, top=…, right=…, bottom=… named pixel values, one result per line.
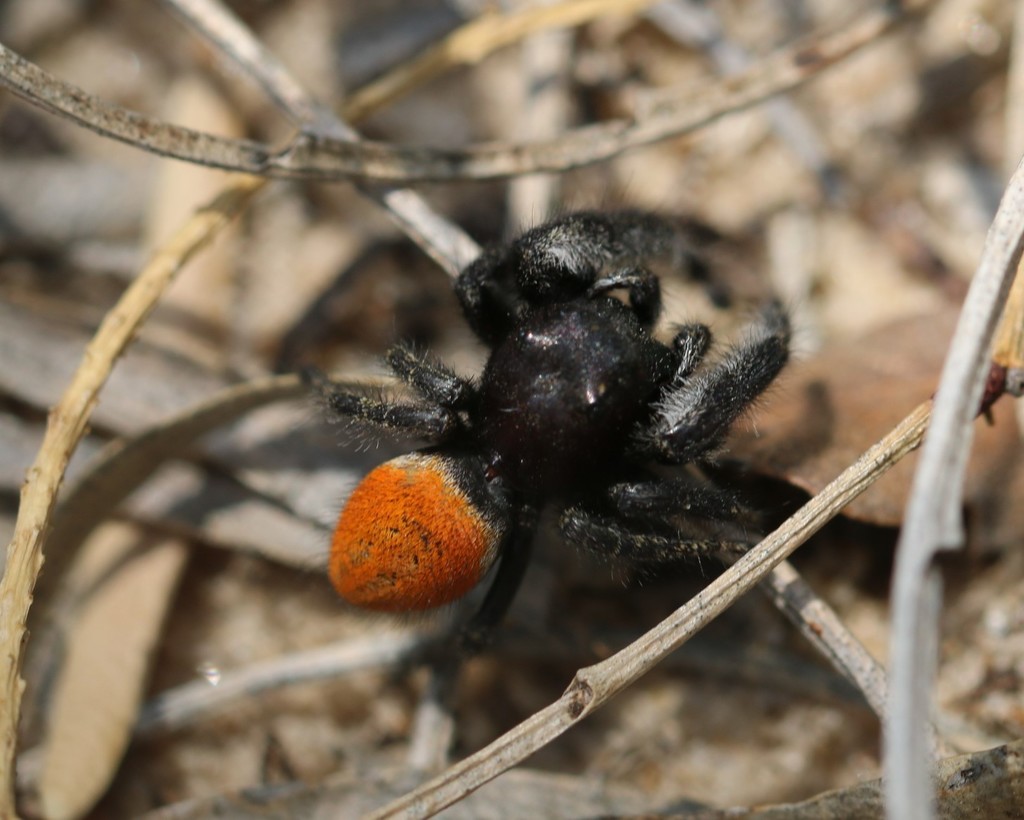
left=559, top=507, right=750, bottom=564
left=637, top=302, right=791, bottom=464
left=385, top=344, right=476, bottom=410
left=303, top=367, right=458, bottom=440
left=608, top=477, right=743, bottom=523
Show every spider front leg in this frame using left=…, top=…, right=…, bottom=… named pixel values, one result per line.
left=636, top=302, right=790, bottom=465
left=589, top=266, right=662, bottom=329
left=385, top=345, right=476, bottom=411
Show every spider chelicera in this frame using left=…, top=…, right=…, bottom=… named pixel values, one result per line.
left=306, top=210, right=790, bottom=648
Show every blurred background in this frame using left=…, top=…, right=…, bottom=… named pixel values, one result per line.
left=1, top=0, right=1022, bottom=817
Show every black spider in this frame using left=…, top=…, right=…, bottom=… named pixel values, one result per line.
left=306, top=211, right=790, bottom=649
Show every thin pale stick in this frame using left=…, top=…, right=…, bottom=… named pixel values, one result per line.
left=0, top=4, right=909, bottom=184
left=884, top=153, right=1024, bottom=818
left=158, top=0, right=479, bottom=275
left=368, top=402, right=930, bottom=820
left=647, top=0, right=841, bottom=201
left=340, top=0, right=664, bottom=122
left=136, top=632, right=432, bottom=735
left=761, top=560, right=889, bottom=722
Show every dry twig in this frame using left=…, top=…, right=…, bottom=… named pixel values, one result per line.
left=369, top=402, right=930, bottom=819
left=885, top=159, right=1024, bottom=818
left=158, top=0, right=480, bottom=275
left=136, top=632, right=433, bottom=736
left=0, top=4, right=909, bottom=184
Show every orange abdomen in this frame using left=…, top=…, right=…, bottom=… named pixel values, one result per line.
left=329, top=454, right=500, bottom=611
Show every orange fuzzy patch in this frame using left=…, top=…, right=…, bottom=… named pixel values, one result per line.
left=329, top=456, right=496, bottom=611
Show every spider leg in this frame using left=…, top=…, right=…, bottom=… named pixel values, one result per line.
left=668, top=323, right=713, bottom=381
left=385, top=345, right=476, bottom=410
left=458, top=506, right=539, bottom=654
left=303, top=367, right=457, bottom=440
left=560, top=505, right=750, bottom=565
left=636, top=302, right=790, bottom=464
left=589, top=266, right=662, bottom=329
left=608, top=476, right=744, bottom=524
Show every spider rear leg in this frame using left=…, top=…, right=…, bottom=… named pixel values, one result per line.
left=458, top=506, right=539, bottom=654
left=637, top=302, right=790, bottom=465
left=560, top=506, right=751, bottom=565
left=303, top=367, right=458, bottom=440
left=386, top=345, right=476, bottom=410
left=608, top=476, right=744, bottom=524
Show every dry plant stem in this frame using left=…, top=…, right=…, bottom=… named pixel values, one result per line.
left=136, top=632, right=432, bottom=736
left=992, top=0, right=1024, bottom=393
left=19, top=374, right=309, bottom=740
left=761, top=560, right=889, bottom=722
left=159, top=0, right=480, bottom=276
left=0, top=176, right=262, bottom=815
left=207, top=3, right=907, bottom=182
left=45, top=375, right=307, bottom=594
left=160, top=0, right=342, bottom=134
left=407, top=658, right=461, bottom=774
left=161, top=0, right=480, bottom=273
left=885, top=157, right=1024, bottom=820
left=506, top=1, right=574, bottom=230
left=369, top=402, right=931, bottom=820
left=647, top=0, right=840, bottom=201
left=0, top=3, right=909, bottom=183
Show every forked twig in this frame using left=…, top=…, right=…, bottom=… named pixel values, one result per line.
left=368, top=403, right=931, bottom=819
left=0, top=4, right=911, bottom=184
left=158, top=0, right=480, bottom=275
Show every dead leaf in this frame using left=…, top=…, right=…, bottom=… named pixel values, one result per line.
left=36, top=523, right=188, bottom=820
left=732, top=308, right=1023, bottom=531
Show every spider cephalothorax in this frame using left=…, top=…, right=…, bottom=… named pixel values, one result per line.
left=308, top=211, right=790, bottom=645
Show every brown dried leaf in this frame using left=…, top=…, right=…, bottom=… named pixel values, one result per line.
left=36, top=523, right=188, bottom=820
left=733, top=309, right=1023, bottom=528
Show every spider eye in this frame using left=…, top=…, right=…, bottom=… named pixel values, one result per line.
left=329, top=453, right=509, bottom=611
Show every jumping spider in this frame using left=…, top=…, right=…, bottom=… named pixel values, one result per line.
left=307, top=211, right=790, bottom=647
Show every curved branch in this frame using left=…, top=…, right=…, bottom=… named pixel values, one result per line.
left=0, top=4, right=909, bottom=183
left=0, top=42, right=270, bottom=171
